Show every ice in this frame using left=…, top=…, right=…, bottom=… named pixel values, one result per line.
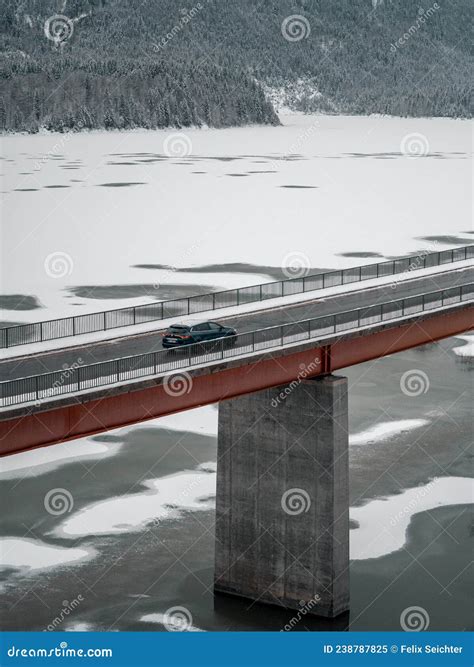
left=350, top=476, right=473, bottom=560
left=349, top=419, right=429, bottom=446
left=0, top=537, right=93, bottom=572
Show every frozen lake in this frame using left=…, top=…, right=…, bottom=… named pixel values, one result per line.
left=0, top=115, right=472, bottom=631
left=1, top=114, right=472, bottom=322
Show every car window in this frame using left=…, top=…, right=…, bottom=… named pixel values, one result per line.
left=192, top=323, right=211, bottom=331
left=208, top=323, right=222, bottom=331
left=169, top=326, right=189, bottom=333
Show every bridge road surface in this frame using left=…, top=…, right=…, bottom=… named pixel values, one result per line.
left=1, top=265, right=472, bottom=383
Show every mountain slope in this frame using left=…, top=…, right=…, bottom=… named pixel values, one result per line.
left=1, top=0, right=472, bottom=132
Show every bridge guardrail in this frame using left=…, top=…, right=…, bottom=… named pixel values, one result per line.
left=1, top=245, right=473, bottom=349
left=1, top=282, right=472, bottom=408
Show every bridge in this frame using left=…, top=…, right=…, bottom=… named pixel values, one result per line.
left=1, top=247, right=473, bottom=619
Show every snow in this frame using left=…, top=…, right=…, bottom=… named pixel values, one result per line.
left=2, top=114, right=471, bottom=324
left=350, top=476, right=473, bottom=560
left=452, top=334, right=474, bottom=358
left=55, top=468, right=216, bottom=537
left=349, top=419, right=429, bottom=446
left=0, top=537, right=93, bottom=572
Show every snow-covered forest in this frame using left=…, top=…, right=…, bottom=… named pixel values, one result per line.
left=2, top=0, right=473, bottom=133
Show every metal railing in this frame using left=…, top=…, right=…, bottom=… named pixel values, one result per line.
left=1, top=245, right=472, bottom=349
left=1, top=283, right=472, bottom=409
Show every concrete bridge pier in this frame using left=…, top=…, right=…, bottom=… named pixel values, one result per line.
left=214, top=374, right=349, bottom=618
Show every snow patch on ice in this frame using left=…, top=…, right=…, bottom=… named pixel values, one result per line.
left=55, top=469, right=216, bottom=537
left=350, top=476, right=473, bottom=560
left=0, top=537, right=93, bottom=572
left=452, top=334, right=474, bottom=358
left=0, top=438, right=122, bottom=479
left=349, top=419, right=429, bottom=446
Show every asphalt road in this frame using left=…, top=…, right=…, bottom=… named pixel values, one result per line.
left=1, top=266, right=472, bottom=383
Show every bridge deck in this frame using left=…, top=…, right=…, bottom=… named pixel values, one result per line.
left=0, top=296, right=471, bottom=455
left=1, top=265, right=472, bottom=383
left=1, top=278, right=472, bottom=414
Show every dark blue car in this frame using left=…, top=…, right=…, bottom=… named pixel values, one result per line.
left=162, top=321, right=237, bottom=348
